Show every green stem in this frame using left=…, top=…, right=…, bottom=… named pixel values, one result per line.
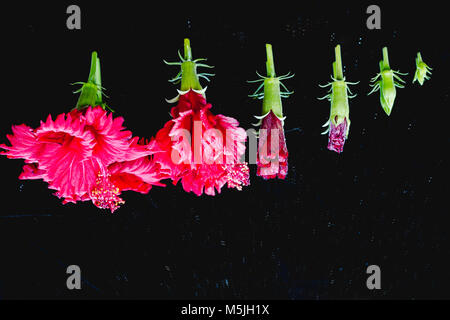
left=184, top=38, right=192, bottom=61
left=382, top=47, right=390, bottom=70
left=266, top=44, right=276, bottom=78
left=262, top=44, right=283, bottom=118
left=87, top=51, right=98, bottom=83
left=333, top=45, right=344, bottom=80
left=94, top=55, right=102, bottom=103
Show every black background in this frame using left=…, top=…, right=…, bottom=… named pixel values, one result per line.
left=0, top=1, right=448, bottom=299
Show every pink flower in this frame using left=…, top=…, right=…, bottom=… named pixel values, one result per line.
left=257, top=110, right=288, bottom=179
left=249, top=44, right=293, bottom=180
left=327, top=116, right=348, bottom=153
left=153, top=90, right=249, bottom=196
left=108, top=138, right=169, bottom=194
left=1, top=106, right=163, bottom=212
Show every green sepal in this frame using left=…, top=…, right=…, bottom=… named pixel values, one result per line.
left=181, top=60, right=203, bottom=91
left=248, top=44, right=294, bottom=121
left=74, top=51, right=111, bottom=111
left=164, top=39, right=214, bottom=92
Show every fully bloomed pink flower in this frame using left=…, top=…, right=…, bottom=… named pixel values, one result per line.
left=327, top=116, right=348, bottom=153
left=153, top=90, right=249, bottom=196
left=1, top=106, right=164, bottom=212
left=257, top=110, right=288, bottom=179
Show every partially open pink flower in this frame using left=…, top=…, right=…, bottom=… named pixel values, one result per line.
left=1, top=106, right=162, bottom=212
left=154, top=90, right=249, bottom=196
left=157, top=39, right=250, bottom=195
left=327, top=116, right=348, bottom=153
left=319, top=45, right=354, bottom=154
left=250, top=44, right=292, bottom=180
left=257, top=110, right=288, bottom=179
